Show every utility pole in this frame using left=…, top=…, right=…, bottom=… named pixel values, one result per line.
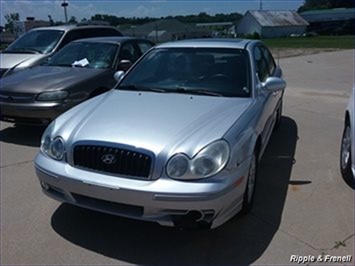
left=260, top=0, right=263, bottom=11
left=61, top=0, right=68, bottom=23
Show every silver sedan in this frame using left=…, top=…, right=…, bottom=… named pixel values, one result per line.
left=340, top=86, right=354, bottom=186
left=34, top=39, right=286, bottom=229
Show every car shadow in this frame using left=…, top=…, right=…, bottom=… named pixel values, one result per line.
left=51, top=116, right=298, bottom=265
left=342, top=173, right=355, bottom=189
left=0, top=123, right=45, bottom=147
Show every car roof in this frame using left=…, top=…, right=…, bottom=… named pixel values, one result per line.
left=72, top=36, right=153, bottom=44
left=28, top=24, right=119, bottom=32
left=157, top=38, right=255, bottom=49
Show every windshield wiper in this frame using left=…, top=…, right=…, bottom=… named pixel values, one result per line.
left=192, top=90, right=224, bottom=97
left=173, top=87, right=223, bottom=97
left=119, top=85, right=223, bottom=96
left=48, top=63, right=72, bottom=67
left=119, top=85, right=168, bottom=93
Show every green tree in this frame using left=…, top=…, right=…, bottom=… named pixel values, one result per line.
left=90, top=12, right=242, bottom=26
left=298, top=0, right=355, bottom=12
left=330, top=0, right=355, bottom=8
left=4, top=13, right=20, bottom=33
left=68, top=16, right=77, bottom=24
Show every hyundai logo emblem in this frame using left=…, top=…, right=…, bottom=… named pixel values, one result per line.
left=101, top=154, right=117, bottom=165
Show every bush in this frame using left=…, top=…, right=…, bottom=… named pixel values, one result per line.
left=243, top=32, right=261, bottom=39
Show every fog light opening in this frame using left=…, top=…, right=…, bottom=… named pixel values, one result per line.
left=40, top=181, right=50, bottom=191
left=172, top=210, right=207, bottom=229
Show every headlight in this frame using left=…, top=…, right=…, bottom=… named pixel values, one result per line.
left=167, top=154, right=189, bottom=178
left=40, top=121, right=65, bottom=160
left=191, top=141, right=230, bottom=178
left=166, top=140, right=230, bottom=180
left=37, top=91, right=69, bottom=101
left=41, top=121, right=55, bottom=153
left=50, top=137, right=65, bottom=160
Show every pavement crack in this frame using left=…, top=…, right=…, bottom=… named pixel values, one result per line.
left=0, top=160, right=34, bottom=169
left=330, top=233, right=355, bottom=251
left=277, top=227, right=327, bottom=251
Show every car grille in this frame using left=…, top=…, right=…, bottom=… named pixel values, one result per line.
left=73, top=145, right=152, bottom=179
left=0, top=68, right=8, bottom=78
left=0, top=92, right=35, bottom=103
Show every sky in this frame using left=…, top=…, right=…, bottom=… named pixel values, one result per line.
left=0, top=0, right=305, bottom=26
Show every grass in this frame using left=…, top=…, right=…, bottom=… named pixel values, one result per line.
left=263, top=35, right=354, bottom=49
left=334, top=240, right=347, bottom=249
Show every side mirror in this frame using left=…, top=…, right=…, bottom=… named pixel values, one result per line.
left=114, top=70, right=125, bottom=82
left=118, top=59, right=132, bottom=72
left=262, top=77, right=286, bottom=92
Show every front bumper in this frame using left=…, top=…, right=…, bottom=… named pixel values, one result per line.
left=0, top=101, right=77, bottom=125
left=34, top=152, right=250, bottom=228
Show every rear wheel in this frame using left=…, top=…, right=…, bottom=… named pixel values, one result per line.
left=241, top=150, right=258, bottom=214
left=340, top=123, right=354, bottom=185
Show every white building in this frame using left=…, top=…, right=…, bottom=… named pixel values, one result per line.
left=237, top=10, right=309, bottom=38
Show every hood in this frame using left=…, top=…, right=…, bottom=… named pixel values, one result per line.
left=55, top=90, right=253, bottom=160
left=0, top=66, right=107, bottom=93
left=0, top=53, right=45, bottom=69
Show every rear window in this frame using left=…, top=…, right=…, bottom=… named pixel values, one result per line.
left=78, top=28, right=122, bottom=38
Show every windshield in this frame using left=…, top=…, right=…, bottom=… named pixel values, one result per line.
left=45, top=41, right=119, bottom=69
left=118, top=47, right=250, bottom=97
left=4, top=30, right=64, bottom=54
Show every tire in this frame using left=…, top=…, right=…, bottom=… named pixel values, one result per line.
left=340, top=123, right=354, bottom=186
left=241, top=150, right=258, bottom=214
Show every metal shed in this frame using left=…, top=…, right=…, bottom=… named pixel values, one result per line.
left=237, top=10, right=309, bottom=38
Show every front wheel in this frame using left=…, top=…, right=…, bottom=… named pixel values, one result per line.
left=241, top=151, right=258, bottom=214
left=340, top=123, right=354, bottom=184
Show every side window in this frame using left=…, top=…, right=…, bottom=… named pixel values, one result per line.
left=58, top=28, right=121, bottom=50
left=120, top=42, right=141, bottom=63
left=254, top=46, right=268, bottom=81
left=80, top=28, right=121, bottom=38
left=99, top=28, right=121, bottom=37
left=58, top=31, right=83, bottom=49
left=137, top=41, right=154, bottom=54
left=79, top=29, right=98, bottom=39
left=261, top=46, right=276, bottom=75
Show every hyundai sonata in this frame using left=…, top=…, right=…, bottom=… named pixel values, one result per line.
left=35, top=39, right=286, bottom=229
